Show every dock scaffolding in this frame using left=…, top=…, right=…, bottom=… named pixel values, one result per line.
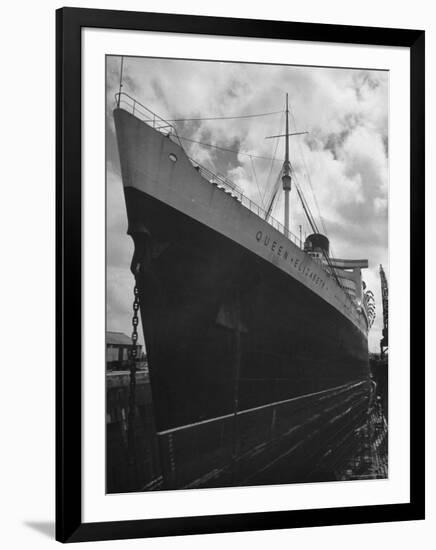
left=336, top=393, right=388, bottom=481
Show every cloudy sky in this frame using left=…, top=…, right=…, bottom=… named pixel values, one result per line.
left=106, top=55, right=389, bottom=353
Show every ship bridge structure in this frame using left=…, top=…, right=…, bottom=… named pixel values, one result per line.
left=303, top=232, right=370, bottom=315
left=325, top=257, right=369, bottom=303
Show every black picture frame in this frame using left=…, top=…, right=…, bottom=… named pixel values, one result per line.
left=56, top=7, right=425, bottom=543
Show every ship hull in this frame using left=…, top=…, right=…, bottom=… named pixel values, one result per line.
left=123, top=186, right=370, bottom=433
left=113, top=106, right=371, bottom=487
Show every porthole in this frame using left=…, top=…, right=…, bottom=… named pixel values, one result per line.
left=169, top=153, right=177, bottom=163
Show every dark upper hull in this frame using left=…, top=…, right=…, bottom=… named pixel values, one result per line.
left=124, top=186, right=370, bottom=433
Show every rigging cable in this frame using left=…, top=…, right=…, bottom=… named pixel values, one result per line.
left=288, top=104, right=328, bottom=237
left=286, top=101, right=348, bottom=294
left=263, top=108, right=286, bottom=211
left=290, top=163, right=319, bottom=233
left=167, top=110, right=283, bottom=122
left=250, top=156, right=266, bottom=210
left=293, top=174, right=319, bottom=234
left=178, top=135, right=284, bottom=162
left=292, top=166, right=349, bottom=296
left=265, top=171, right=283, bottom=220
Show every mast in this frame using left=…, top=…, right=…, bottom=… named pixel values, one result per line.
left=265, top=94, right=307, bottom=235
left=282, top=93, right=292, bottom=235
left=117, top=56, right=124, bottom=107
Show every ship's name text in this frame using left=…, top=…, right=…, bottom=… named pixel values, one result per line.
left=255, top=230, right=326, bottom=289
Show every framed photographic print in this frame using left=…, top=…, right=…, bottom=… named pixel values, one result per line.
left=56, top=7, right=425, bottom=543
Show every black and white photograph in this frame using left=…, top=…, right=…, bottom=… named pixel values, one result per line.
left=0, top=1, right=429, bottom=547
left=105, top=55, right=389, bottom=494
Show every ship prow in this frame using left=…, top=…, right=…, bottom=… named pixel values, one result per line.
left=113, top=91, right=373, bottom=489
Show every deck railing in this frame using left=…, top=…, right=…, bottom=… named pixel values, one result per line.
left=189, top=161, right=303, bottom=246
left=115, top=92, right=302, bottom=248
left=115, top=92, right=183, bottom=146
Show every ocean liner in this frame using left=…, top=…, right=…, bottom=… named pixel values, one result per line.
left=113, top=84, right=376, bottom=489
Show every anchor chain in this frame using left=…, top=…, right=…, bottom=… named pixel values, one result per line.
left=127, top=284, right=140, bottom=474
left=129, top=285, right=140, bottom=362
